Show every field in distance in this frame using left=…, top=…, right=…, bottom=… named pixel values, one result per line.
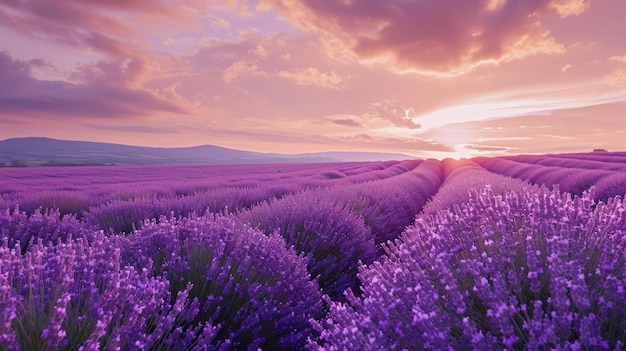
left=1, top=151, right=625, bottom=349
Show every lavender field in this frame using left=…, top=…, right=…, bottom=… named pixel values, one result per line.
left=1, top=152, right=625, bottom=350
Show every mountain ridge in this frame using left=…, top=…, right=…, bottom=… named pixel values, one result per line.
left=0, top=137, right=415, bottom=165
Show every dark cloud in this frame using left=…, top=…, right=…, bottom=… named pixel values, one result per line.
left=0, top=0, right=199, bottom=60
left=266, top=0, right=588, bottom=74
left=0, top=51, right=188, bottom=119
left=331, top=118, right=364, bottom=128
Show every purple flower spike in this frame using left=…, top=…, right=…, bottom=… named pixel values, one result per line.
left=312, top=186, right=626, bottom=350
left=125, top=213, right=324, bottom=350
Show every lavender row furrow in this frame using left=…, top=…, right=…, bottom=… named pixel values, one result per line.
left=502, top=155, right=626, bottom=172
left=474, top=157, right=626, bottom=201
left=422, top=158, right=529, bottom=215
left=313, top=186, right=626, bottom=350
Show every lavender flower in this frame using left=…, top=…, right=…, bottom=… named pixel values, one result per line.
left=594, top=174, right=626, bottom=202
left=0, top=233, right=206, bottom=350
left=316, top=159, right=443, bottom=246
left=475, top=156, right=626, bottom=201
left=313, top=186, right=626, bottom=350
left=422, top=158, right=529, bottom=215
left=124, top=213, right=324, bottom=350
left=239, top=193, right=378, bottom=301
left=0, top=207, right=97, bottom=253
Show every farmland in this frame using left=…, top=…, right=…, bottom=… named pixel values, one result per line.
left=1, top=152, right=625, bottom=350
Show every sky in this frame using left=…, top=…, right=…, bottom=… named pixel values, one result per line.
left=1, top=0, right=625, bottom=159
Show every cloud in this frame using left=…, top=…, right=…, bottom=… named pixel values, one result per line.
left=332, top=119, right=363, bottom=128
left=604, top=69, right=626, bottom=87
left=189, top=34, right=348, bottom=92
left=322, top=101, right=422, bottom=130
left=605, top=55, right=626, bottom=85
left=465, top=144, right=510, bottom=152
left=549, top=0, right=590, bottom=16
left=189, top=34, right=290, bottom=73
left=340, top=134, right=454, bottom=152
left=0, top=1, right=164, bottom=59
left=561, top=64, right=574, bottom=72
left=277, top=67, right=343, bottom=89
left=252, top=44, right=269, bottom=60
left=0, top=51, right=188, bottom=119
left=411, top=85, right=626, bottom=133
left=0, top=0, right=210, bottom=118
left=324, top=116, right=364, bottom=128
left=366, top=100, right=421, bottom=129
left=609, top=55, right=626, bottom=64
left=418, top=99, right=626, bottom=156
left=263, top=0, right=588, bottom=75
left=222, top=60, right=267, bottom=82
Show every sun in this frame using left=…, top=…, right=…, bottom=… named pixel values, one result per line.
left=450, top=144, right=478, bottom=159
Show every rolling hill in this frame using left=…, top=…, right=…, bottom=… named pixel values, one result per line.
left=0, top=137, right=414, bottom=165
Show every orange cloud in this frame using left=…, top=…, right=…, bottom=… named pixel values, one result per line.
left=604, top=69, right=626, bottom=87
left=263, top=0, right=588, bottom=76
left=222, top=60, right=267, bottom=83
left=549, top=0, right=590, bottom=16
left=609, top=55, right=626, bottom=64
left=277, top=67, right=343, bottom=89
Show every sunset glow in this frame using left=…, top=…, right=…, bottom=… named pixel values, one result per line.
left=1, top=0, right=625, bottom=158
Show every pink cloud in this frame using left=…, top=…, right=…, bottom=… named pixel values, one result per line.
left=263, top=0, right=589, bottom=75
left=188, top=33, right=349, bottom=92
left=277, top=67, right=343, bottom=89
left=333, top=119, right=363, bottom=128
left=366, top=100, right=421, bottom=129
left=0, top=0, right=203, bottom=61
left=221, top=60, right=267, bottom=83
left=465, top=144, right=510, bottom=152
left=323, top=116, right=364, bottom=128
left=604, top=69, right=626, bottom=87
left=339, top=134, right=453, bottom=153
left=0, top=51, right=188, bottom=119
left=549, top=0, right=590, bottom=16
left=188, top=37, right=269, bottom=71
left=609, top=55, right=626, bottom=64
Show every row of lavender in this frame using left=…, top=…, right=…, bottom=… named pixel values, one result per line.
left=0, top=161, right=401, bottom=216
left=314, top=186, right=626, bottom=350
left=1, top=160, right=422, bottom=233
left=1, top=152, right=626, bottom=349
left=474, top=152, right=626, bottom=201
left=1, top=159, right=444, bottom=349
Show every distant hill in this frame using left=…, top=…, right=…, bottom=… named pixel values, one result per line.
left=0, top=137, right=415, bottom=166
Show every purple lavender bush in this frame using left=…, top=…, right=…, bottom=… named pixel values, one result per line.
left=13, top=191, right=93, bottom=218
left=593, top=173, right=626, bottom=202
left=473, top=156, right=532, bottom=179
left=121, top=214, right=324, bottom=350
left=0, top=234, right=209, bottom=350
left=238, top=193, right=378, bottom=301
left=475, top=156, right=625, bottom=199
left=422, top=159, right=529, bottom=215
left=0, top=207, right=98, bottom=253
left=312, top=186, right=626, bottom=350
left=344, top=159, right=443, bottom=245
left=544, top=157, right=626, bottom=171
left=341, top=159, right=422, bottom=184
left=85, top=184, right=302, bottom=235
